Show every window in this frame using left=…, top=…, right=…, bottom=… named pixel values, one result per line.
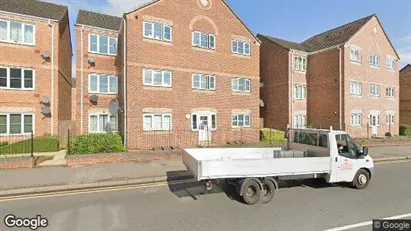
left=386, top=113, right=394, bottom=125
left=232, top=78, right=251, bottom=92
left=369, top=54, right=380, bottom=67
left=369, top=114, right=380, bottom=126
left=192, top=31, right=215, bottom=49
left=370, top=84, right=380, bottom=97
left=0, top=113, right=34, bottom=135
left=232, top=113, right=251, bottom=128
left=232, top=39, right=251, bottom=56
left=143, top=114, right=172, bottom=131
left=294, top=85, right=307, bottom=100
left=0, top=20, right=34, bottom=45
left=350, top=47, right=362, bottom=63
left=191, top=113, right=217, bottom=131
left=0, top=67, right=34, bottom=90
left=143, top=69, right=172, bottom=87
left=293, top=114, right=307, bottom=128
left=386, top=87, right=395, bottom=98
left=292, top=131, right=328, bottom=148
left=336, top=134, right=359, bottom=159
left=89, top=114, right=118, bottom=133
left=294, top=56, right=307, bottom=72
left=88, top=34, right=117, bottom=55
left=386, top=56, right=395, bottom=70
left=89, top=74, right=117, bottom=94
left=192, top=74, right=215, bottom=90
left=143, top=21, right=172, bottom=42
left=351, top=113, right=362, bottom=127
left=350, top=82, right=362, bottom=95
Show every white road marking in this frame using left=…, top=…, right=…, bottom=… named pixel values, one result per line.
left=323, top=213, right=411, bottom=231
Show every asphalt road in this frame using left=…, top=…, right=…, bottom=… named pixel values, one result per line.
left=0, top=162, right=410, bottom=231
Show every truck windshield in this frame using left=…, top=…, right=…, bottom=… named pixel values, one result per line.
left=336, top=134, right=359, bottom=158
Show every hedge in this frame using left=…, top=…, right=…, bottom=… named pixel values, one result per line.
left=399, top=125, right=411, bottom=136
left=69, top=133, right=125, bottom=155
left=0, top=136, right=59, bottom=155
left=260, top=128, right=287, bottom=145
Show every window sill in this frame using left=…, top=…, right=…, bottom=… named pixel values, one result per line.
left=386, top=68, right=396, bottom=72
left=350, top=94, right=362, bottom=97
left=0, top=87, right=34, bottom=91
left=192, top=89, right=216, bottom=93
left=88, top=92, right=118, bottom=95
left=350, top=61, right=362, bottom=65
left=192, top=46, right=216, bottom=53
left=294, top=98, right=307, bottom=101
left=370, top=65, right=380, bottom=69
left=232, top=53, right=251, bottom=59
left=0, top=40, right=35, bottom=47
left=232, top=127, right=251, bottom=131
left=350, top=125, right=362, bottom=127
left=143, top=38, right=172, bottom=46
left=143, top=86, right=172, bottom=91
left=88, top=51, right=117, bottom=57
left=143, top=130, right=173, bottom=134
left=232, top=91, right=251, bottom=95
left=293, top=70, right=306, bottom=74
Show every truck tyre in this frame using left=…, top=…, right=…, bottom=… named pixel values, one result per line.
left=353, top=169, right=370, bottom=189
left=241, top=179, right=261, bottom=205
left=261, top=179, right=275, bottom=204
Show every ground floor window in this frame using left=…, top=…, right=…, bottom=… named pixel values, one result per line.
left=191, top=112, right=217, bottom=131
left=350, top=113, right=362, bottom=127
left=293, top=114, right=307, bottom=128
left=0, top=113, right=33, bottom=135
left=232, top=113, right=250, bottom=128
left=89, top=114, right=118, bottom=133
left=386, top=113, right=395, bottom=125
left=143, top=113, right=172, bottom=131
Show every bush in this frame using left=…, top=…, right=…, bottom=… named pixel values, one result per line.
left=260, top=128, right=287, bottom=145
left=399, top=125, right=411, bottom=136
left=0, top=136, right=59, bottom=155
left=69, top=133, right=125, bottom=155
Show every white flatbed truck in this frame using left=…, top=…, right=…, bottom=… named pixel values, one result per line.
left=183, top=128, right=374, bottom=205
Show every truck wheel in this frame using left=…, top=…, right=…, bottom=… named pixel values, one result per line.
left=353, top=169, right=370, bottom=189
left=261, top=179, right=275, bottom=204
left=241, top=180, right=261, bottom=205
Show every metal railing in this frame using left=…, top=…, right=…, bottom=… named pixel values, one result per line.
left=0, top=131, right=34, bottom=157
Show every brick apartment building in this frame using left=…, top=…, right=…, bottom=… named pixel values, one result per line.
left=258, top=14, right=400, bottom=138
left=75, top=10, right=122, bottom=136
left=0, top=0, right=72, bottom=138
left=400, top=64, right=411, bottom=125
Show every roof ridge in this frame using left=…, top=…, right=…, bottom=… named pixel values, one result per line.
left=78, top=9, right=122, bottom=19
left=35, top=0, right=68, bottom=10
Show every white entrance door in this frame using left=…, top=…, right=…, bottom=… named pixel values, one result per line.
left=369, top=114, right=379, bottom=136
left=198, top=115, right=211, bottom=144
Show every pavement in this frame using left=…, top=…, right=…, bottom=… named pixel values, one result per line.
left=0, top=162, right=410, bottom=231
left=0, top=146, right=410, bottom=197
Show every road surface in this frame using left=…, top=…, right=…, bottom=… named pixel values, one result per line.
left=0, top=161, right=410, bottom=231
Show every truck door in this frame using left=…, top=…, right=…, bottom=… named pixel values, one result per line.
left=333, top=134, right=360, bottom=182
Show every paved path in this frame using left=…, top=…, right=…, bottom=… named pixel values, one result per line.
left=0, top=162, right=410, bottom=231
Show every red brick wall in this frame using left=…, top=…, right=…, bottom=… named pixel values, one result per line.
left=400, top=66, right=411, bottom=124
left=0, top=157, right=34, bottom=170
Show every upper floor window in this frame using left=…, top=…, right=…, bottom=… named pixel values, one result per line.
left=294, top=56, right=307, bottom=72
left=192, top=31, right=215, bottom=49
left=89, top=34, right=117, bottom=55
left=143, top=21, right=172, bottom=42
left=386, top=56, right=395, bottom=70
left=386, top=87, right=395, bottom=98
left=232, top=78, right=251, bottom=93
left=143, top=69, right=172, bottom=88
left=143, top=113, right=172, bottom=131
left=350, top=82, right=362, bottom=95
left=369, top=54, right=380, bottom=67
left=0, top=113, right=34, bottom=135
left=293, top=114, right=307, bottom=128
left=370, top=84, right=380, bottom=97
left=232, top=113, right=251, bottom=128
left=0, top=20, right=35, bottom=45
left=0, top=67, right=34, bottom=90
left=89, top=113, right=118, bottom=133
left=192, top=74, right=215, bottom=90
left=232, top=39, right=250, bottom=56
left=350, top=47, right=362, bottom=63
left=89, top=74, right=117, bottom=94
left=294, top=85, right=307, bottom=100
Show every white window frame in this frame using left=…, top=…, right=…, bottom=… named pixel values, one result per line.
left=192, top=31, right=215, bottom=49
left=232, top=78, right=251, bottom=93
left=0, top=20, right=35, bottom=46
left=386, top=113, right=395, bottom=125
left=143, top=113, right=172, bottom=131
left=369, top=113, right=380, bottom=127
left=386, top=56, right=395, bottom=70
left=369, top=54, right=380, bottom=67
left=88, top=113, right=118, bottom=133
left=191, top=112, right=217, bottom=131
left=293, top=114, right=307, bottom=128
left=231, top=39, right=251, bottom=56
left=350, top=113, right=362, bottom=127
left=350, top=46, right=362, bottom=63
left=192, top=74, right=216, bottom=90
left=294, top=85, right=307, bottom=100
left=88, top=74, right=118, bottom=94
left=370, top=84, right=380, bottom=97
left=0, top=66, right=35, bottom=90
left=350, top=81, right=362, bottom=96
left=143, top=20, right=172, bottom=42
left=88, top=33, right=117, bottom=55
left=386, top=87, right=395, bottom=98
left=143, top=69, right=172, bottom=88
left=232, top=113, right=251, bottom=128
left=0, top=112, right=35, bottom=136
left=293, top=56, right=307, bottom=72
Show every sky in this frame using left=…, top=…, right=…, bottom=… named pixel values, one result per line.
left=44, top=0, right=411, bottom=78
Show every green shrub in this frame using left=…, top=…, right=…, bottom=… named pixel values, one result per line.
left=0, top=136, right=59, bottom=155
left=260, top=128, right=287, bottom=145
left=399, top=125, right=411, bottom=136
left=69, top=133, right=125, bottom=155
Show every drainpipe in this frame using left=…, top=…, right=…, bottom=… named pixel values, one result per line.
left=80, top=25, right=84, bottom=134
left=49, top=20, right=55, bottom=136
left=289, top=50, right=293, bottom=128
left=338, top=46, right=342, bottom=130
left=123, top=18, right=128, bottom=148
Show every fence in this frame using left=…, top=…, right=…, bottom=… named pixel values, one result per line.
left=58, top=120, right=76, bottom=149
left=0, top=131, right=34, bottom=157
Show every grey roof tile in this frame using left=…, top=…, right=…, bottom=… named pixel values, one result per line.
left=0, top=0, right=68, bottom=21
left=76, top=10, right=122, bottom=31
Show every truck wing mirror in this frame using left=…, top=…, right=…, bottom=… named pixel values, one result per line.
left=363, top=147, right=369, bottom=156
